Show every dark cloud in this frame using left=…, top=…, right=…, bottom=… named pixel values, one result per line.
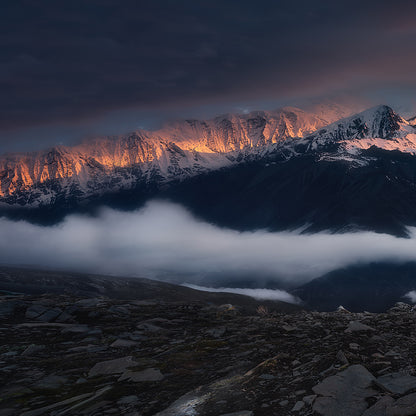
left=1, top=0, right=416, bottom=147
left=1, top=201, right=416, bottom=288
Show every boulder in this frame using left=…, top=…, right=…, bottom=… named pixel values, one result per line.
left=313, top=365, right=376, bottom=416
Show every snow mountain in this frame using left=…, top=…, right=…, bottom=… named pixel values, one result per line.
left=1, top=104, right=416, bottom=235
left=0, top=107, right=328, bottom=206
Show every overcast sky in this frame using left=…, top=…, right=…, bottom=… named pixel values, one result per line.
left=2, top=0, right=416, bottom=151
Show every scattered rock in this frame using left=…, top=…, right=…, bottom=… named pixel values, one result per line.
left=336, top=350, right=349, bottom=365
left=3, top=289, right=416, bottom=416
left=206, top=327, right=227, bottom=338
left=259, top=374, right=275, bottom=380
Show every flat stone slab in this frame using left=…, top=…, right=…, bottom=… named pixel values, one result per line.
left=25, top=304, right=49, bottom=319
left=292, top=401, right=305, bottom=412
left=313, top=365, right=376, bottom=416
left=18, top=323, right=75, bottom=328
left=117, top=395, right=139, bottom=405
left=345, top=321, right=376, bottom=333
left=119, top=368, right=164, bottom=382
left=61, top=325, right=90, bottom=333
left=33, top=375, right=68, bottom=390
left=361, top=396, right=395, bottom=415
left=110, top=339, right=140, bottom=348
left=21, top=344, right=45, bottom=356
left=36, top=308, right=63, bottom=322
left=88, top=356, right=136, bottom=377
left=0, top=300, right=22, bottom=317
left=363, top=393, right=416, bottom=416
left=375, top=372, right=416, bottom=395
left=75, top=298, right=104, bottom=307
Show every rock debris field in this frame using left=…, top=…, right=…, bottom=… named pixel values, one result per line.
left=2, top=293, right=416, bottom=415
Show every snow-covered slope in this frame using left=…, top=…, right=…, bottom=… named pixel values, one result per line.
left=0, top=107, right=326, bottom=206
left=1, top=105, right=415, bottom=207
left=300, top=105, right=416, bottom=160
left=156, top=107, right=326, bottom=152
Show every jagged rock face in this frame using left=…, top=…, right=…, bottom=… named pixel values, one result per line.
left=0, top=105, right=415, bottom=208
left=0, top=108, right=325, bottom=206
left=306, top=105, right=413, bottom=146
left=156, top=107, right=326, bottom=152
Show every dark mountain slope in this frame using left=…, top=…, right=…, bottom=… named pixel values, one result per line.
left=293, top=262, right=416, bottom=312
left=161, top=147, right=416, bottom=236
left=0, top=266, right=301, bottom=314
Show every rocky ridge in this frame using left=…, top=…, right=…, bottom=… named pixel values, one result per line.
left=0, top=107, right=326, bottom=206
left=2, top=287, right=416, bottom=415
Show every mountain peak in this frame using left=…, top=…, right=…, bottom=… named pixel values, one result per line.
left=408, top=115, right=416, bottom=126
left=353, top=104, right=405, bottom=139
left=359, top=104, right=398, bottom=118
left=310, top=104, right=407, bottom=142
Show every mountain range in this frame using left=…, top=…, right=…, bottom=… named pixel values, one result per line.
left=1, top=104, right=416, bottom=235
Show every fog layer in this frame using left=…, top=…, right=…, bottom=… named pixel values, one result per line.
left=1, top=200, right=416, bottom=287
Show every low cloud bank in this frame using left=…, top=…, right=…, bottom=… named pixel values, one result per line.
left=183, top=284, right=299, bottom=304
left=1, top=200, right=416, bottom=287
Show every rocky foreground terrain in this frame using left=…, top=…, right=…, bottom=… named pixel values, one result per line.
left=2, top=274, right=416, bottom=416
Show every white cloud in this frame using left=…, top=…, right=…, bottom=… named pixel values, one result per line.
left=1, top=200, right=416, bottom=287
left=405, top=291, right=416, bottom=303
left=182, top=284, right=300, bottom=304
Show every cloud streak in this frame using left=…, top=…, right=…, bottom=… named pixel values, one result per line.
left=182, top=284, right=299, bottom=304
left=2, top=201, right=416, bottom=287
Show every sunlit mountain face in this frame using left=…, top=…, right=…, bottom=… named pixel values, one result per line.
left=0, top=107, right=326, bottom=201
